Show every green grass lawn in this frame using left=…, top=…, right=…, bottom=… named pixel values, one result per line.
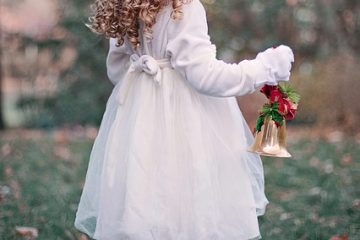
left=0, top=129, right=359, bottom=240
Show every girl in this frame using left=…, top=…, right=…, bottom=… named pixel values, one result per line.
left=74, top=0, right=294, bottom=239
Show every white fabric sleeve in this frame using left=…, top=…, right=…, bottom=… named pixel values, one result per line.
left=165, top=0, right=277, bottom=97
left=106, top=37, right=131, bottom=86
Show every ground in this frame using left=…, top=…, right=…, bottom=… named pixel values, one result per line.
left=0, top=126, right=359, bottom=240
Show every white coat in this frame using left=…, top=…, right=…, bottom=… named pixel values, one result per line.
left=74, top=0, right=293, bottom=239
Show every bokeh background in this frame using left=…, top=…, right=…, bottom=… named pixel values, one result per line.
left=0, top=0, right=359, bottom=239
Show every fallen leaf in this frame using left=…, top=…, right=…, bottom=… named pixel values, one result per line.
left=322, top=161, right=334, bottom=174
left=326, top=130, right=344, bottom=143
left=85, top=126, right=98, bottom=139
left=0, top=185, right=11, bottom=202
left=5, top=166, right=13, bottom=177
left=308, top=187, right=321, bottom=195
left=53, top=129, right=68, bottom=144
left=53, top=145, right=72, bottom=160
left=280, top=212, right=291, bottom=220
left=329, top=234, right=348, bottom=240
left=15, top=226, right=39, bottom=238
left=10, top=179, right=21, bottom=200
left=79, top=234, right=89, bottom=240
left=352, top=199, right=360, bottom=209
left=340, top=154, right=352, bottom=165
left=1, top=143, right=12, bottom=157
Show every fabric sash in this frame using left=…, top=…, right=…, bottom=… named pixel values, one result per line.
left=116, top=54, right=173, bottom=105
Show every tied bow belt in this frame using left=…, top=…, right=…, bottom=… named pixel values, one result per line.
left=117, top=53, right=174, bottom=105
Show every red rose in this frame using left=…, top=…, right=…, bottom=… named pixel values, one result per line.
left=277, top=98, right=286, bottom=115
left=269, top=89, right=283, bottom=103
left=260, top=84, right=299, bottom=122
left=260, top=84, right=279, bottom=98
left=285, top=109, right=296, bottom=120
left=285, top=102, right=298, bottom=120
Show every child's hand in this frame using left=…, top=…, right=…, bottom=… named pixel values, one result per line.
left=255, top=45, right=295, bottom=84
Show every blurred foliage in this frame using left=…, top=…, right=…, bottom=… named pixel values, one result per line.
left=206, top=0, right=360, bottom=58
left=0, top=131, right=93, bottom=239
left=2, top=0, right=359, bottom=129
left=14, top=0, right=112, bottom=128
left=0, top=131, right=359, bottom=239
left=207, top=0, right=360, bottom=133
left=292, top=52, right=360, bottom=132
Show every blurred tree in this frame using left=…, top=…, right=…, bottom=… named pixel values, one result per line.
left=42, top=0, right=111, bottom=126
left=204, top=0, right=360, bottom=132
left=205, top=0, right=360, bottom=58
left=5, top=0, right=360, bottom=130
left=0, top=29, right=4, bottom=129
left=16, top=0, right=112, bottom=128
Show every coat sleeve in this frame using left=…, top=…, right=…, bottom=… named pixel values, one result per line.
left=106, top=37, right=132, bottom=86
left=165, top=0, right=277, bottom=97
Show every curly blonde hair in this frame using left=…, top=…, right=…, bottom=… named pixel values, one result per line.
left=87, top=0, right=193, bottom=50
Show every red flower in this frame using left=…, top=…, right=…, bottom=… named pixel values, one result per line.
left=260, top=84, right=279, bottom=98
left=277, top=97, right=287, bottom=115
left=260, top=84, right=298, bottom=122
left=285, top=109, right=296, bottom=120
left=269, top=89, right=283, bottom=103
left=284, top=101, right=298, bottom=120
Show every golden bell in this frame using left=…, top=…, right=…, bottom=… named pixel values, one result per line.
left=248, top=115, right=291, bottom=158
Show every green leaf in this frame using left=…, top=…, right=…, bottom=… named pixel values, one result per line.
left=255, top=115, right=265, bottom=132
left=271, top=111, right=284, bottom=126
left=257, top=102, right=284, bottom=128
left=279, top=83, right=301, bottom=103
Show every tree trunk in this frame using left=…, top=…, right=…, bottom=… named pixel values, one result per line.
left=0, top=28, right=5, bottom=129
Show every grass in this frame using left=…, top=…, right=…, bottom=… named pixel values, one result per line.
left=259, top=138, right=360, bottom=239
left=0, top=129, right=359, bottom=240
left=0, top=130, right=92, bottom=239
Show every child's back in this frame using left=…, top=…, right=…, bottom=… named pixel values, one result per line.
left=74, top=0, right=294, bottom=239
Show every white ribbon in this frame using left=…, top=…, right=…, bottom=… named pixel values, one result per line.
left=129, top=54, right=162, bottom=84
left=117, top=54, right=172, bottom=105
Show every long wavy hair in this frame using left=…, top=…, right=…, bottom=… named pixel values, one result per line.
left=87, top=0, right=193, bottom=50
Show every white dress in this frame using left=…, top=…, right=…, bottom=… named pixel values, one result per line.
left=74, top=0, right=277, bottom=239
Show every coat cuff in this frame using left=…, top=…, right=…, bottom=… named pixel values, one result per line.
left=251, top=58, right=277, bottom=89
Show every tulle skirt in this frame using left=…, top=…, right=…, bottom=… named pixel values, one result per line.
left=74, top=68, right=269, bottom=240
